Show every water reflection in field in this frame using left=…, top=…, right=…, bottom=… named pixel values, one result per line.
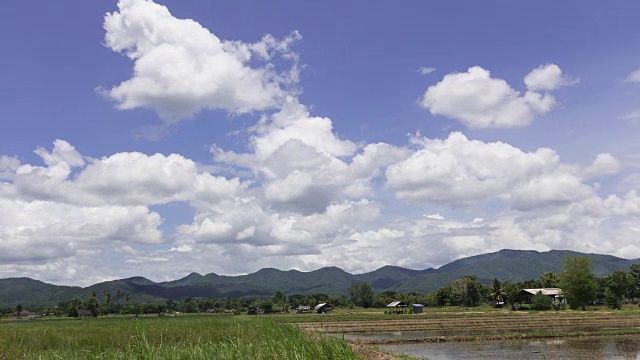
left=379, top=336, right=640, bottom=359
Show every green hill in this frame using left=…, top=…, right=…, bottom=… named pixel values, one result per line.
left=1, top=249, right=638, bottom=307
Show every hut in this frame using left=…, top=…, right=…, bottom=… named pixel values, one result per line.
left=314, top=303, right=332, bottom=314
left=412, top=304, right=423, bottom=314
left=386, top=301, right=408, bottom=314
left=521, top=288, right=564, bottom=304
left=296, top=305, right=311, bottom=314
left=77, top=310, right=92, bottom=317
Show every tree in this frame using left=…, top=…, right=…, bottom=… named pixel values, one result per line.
left=489, top=278, right=505, bottom=304
left=15, top=304, right=23, bottom=319
left=87, top=291, right=101, bottom=317
left=606, top=270, right=630, bottom=309
left=539, top=272, right=560, bottom=288
left=67, top=299, right=81, bottom=317
left=271, top=289, right=286, bottom=312
left=627, top=264, right=640, bottom=300
left=349, top=282, right=374, bottom=308
left=105, top=293, right=113, bottom=315
left=559, top=256, right=597, bottom=310
left=451, top=276, right=484, bottom=307
left=502, top=280, right=523, bottom=310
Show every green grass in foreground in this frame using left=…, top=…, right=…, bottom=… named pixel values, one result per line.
left=0, top=315, right=361, bottom=360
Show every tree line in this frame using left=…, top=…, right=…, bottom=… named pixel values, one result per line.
left=4, top=256, right=640, bottom=318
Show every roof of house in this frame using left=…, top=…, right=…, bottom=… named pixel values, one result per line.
left=386, top=301, right=407, bottom=307
left=314, top=303, right=328, bottom=310
left=412, top=303, right=423, bottom=307
left=522, top=288, right=563, bottom=296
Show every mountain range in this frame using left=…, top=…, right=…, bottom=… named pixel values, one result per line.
left=2, top=249, right=638, bottom=308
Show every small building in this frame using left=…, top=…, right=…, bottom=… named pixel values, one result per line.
left=296, top=305, right=311, bottom=314
left=386, top=301, right=408, bottom=314
left=412, top=304, right=423, bottom=314
left=77, top=310, right=92, bottom=317
left=521, top=288, right=564, bottom=303
left=315, top=303, right=332, bottom=314
left=12, top=310, right=35, bottom=318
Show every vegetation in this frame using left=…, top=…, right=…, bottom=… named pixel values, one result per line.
left=3, top=249, right=640, bottom=308
left=530, top=291, right=553, bottom=310
left=349, top=282, right=374, bottom=308
left=0, top=315, right=359, bottom=359
left=560, top=256, right=597, bottom=310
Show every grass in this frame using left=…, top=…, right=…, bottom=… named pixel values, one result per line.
left=0, top=315, right=361, bottom=359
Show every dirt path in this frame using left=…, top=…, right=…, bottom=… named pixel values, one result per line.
left=348, top=344, right=400, bottom=360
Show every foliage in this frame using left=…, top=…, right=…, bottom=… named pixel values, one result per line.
left=559, top=256, right=597, bottom=310
left=502, top=280, right=523, bottom=310
left=539, top=272, right=560, bottom=288
left=3, top=250, right=640, bottom=308
left=0, top=316, right=359, bottom=359
left=489, top=278, right=505, bottom=304
left=530, top=291, right=553, bottom=310
left=605, top=270, right=630, bottom=309
left=87, top=291, right=101, bottom=317
left=349, top=282, right=374, bottom=308
left=627, top=264, right=640, bottom=300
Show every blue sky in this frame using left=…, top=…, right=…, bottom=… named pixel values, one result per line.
left=1, top=0, right=640, bottom=285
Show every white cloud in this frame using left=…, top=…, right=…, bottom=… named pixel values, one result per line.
left=583, top=153, right=623, bottom=178
left=102, top=0, right=300, bottom=121
left=419, top=67, right=436, bottom=75
left=621, top=109, right=640, bottom=122
left=0, top=199, right=163, bottom=262
left=626, top=68, right=640, bottom=82
left=34, top=140, right=85, bottom=168
left=0, top=156, right=20, bottom=181
left=420, top=66, right=558, bottom=128
left=386, top=132, right=589, bottom=208
left=524, top=63, right=578, bottom=91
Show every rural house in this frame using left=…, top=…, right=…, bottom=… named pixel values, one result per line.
left=521, top=288, right=564, bottom=303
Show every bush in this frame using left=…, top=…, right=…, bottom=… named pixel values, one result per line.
left=531, top=291, right=553, bottom=311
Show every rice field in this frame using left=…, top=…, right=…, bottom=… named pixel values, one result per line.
left=0, top=315, right=361, bottom=359
left=293, top=309, right=640, bottom=344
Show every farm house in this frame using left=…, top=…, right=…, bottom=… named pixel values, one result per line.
left=521, top=288, right=564, bottom=303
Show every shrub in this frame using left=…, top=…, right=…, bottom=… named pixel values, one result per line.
left=531, top=291, right=553, bottom=311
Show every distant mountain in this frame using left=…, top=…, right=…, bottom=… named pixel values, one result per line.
left=1, top=249, right=639, bottom=308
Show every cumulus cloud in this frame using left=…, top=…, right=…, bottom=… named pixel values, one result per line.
left=102, top=0, right=300, bottom=121
left=420, top=65, right=568, bottom=128
left=386, top=132, right=594, bottom=210
left=0, top=156, right=20, bottom=181
left=583, top=153, right=623, bottom=178
left=214, top=99, right=409, bottom=213
left=524, top=63, right=578, bottom=91
left=0, top=199, right=163, bottom=262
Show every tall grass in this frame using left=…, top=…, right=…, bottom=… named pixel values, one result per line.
left=0, top=315, right=361, bottom=359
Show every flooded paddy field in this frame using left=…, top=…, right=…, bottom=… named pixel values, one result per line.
left=295, top=311, right=640, bottom=359
left=380, top=336, right=640, bottom=359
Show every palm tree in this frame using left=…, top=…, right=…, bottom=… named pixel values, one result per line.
left=490, top=278, right=506, bottom=305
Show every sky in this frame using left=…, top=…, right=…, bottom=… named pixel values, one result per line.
left=1, top=0, right=640, bottom=286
